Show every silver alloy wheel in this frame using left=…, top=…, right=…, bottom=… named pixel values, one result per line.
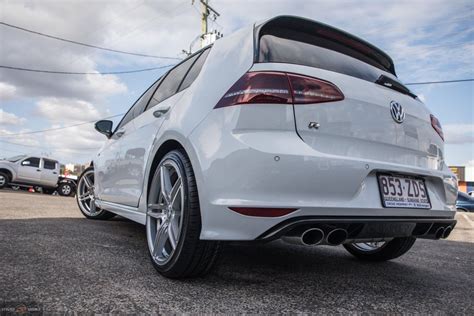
left=0, top=175, right=5, bottom=186
left=352, top=241, right=387, bottom=252
left=77, top=169, right=97, bottom=215
left=61, top=184, right=72, bottom=195
left=147, top=160, right=184, bottom=265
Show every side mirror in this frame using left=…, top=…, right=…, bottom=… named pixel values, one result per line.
left=22, top=160, right=31, bottom=166
left=95, top=120, right=113, bottom=138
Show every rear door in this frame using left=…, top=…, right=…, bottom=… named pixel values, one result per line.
left=17, top=157, right=42, bottom=183
left=41, top=159, right=58, bottom=187
left=116, top=49, right=210, bottom=207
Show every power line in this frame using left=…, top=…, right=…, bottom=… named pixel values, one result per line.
left=0, top=113, right=125, bottom=137
left=0, top=64, right=174, bottom=75
left=0, top=21, right=182, bottom=60
left=405, top=78, right=474, bottom=86
left=0, top=139, right=100, bottom=152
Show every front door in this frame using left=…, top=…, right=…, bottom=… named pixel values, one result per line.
left=17, top=157, right=42, bottom=184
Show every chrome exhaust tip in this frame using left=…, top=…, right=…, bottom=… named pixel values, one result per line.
left=301, top=228, right=325, bottom=246
left=435, top=227, right=445, bottom=239
left=442, top=226, right=452, bottom=239
left=326, top=228, right=348, bottom=245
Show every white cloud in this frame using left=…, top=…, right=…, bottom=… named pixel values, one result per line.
left=0, top=109, right=26, bottom=125
left=36, top=98, right=102, bottom=122
left=0, top=0, right=472, bottom=164
left=0, top=82, right=17, bottom=100
left=443, top=124, right=474, bottom=144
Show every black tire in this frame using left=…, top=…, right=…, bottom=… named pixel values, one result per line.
left=343, top=237, right=416, bottom=261
left=58, top=183, right=73, bottom=196
left=147, top=149, right=220, bottom=278
left=42, top=188, right=56, bottom=195
left=76, top=166, right=115, bottom=220
left=0, top=171, right=9, bottom=189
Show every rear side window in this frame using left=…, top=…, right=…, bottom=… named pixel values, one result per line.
left=148, top=53, right=200, bottom=108
left=178, top=48, right=210, bottom=91
left=115, top=78, right=163, bottom=131
left=256, top=17, right=396, bottom=83
left=43, top=159, right=56, bottom=170
left=21, top=157, right=40, bottom=168
left=132, top=78, right=163, bottom=117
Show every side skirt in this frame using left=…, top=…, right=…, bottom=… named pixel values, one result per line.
left=95, top=199, right=146, bottom=225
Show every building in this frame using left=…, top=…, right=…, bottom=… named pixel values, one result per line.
left=64, top=163, right=87, bottom=176
left=449, top=166, right=474, bottom=193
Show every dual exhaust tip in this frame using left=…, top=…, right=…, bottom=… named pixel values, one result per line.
left=287, top=224, right=454, bottom=246
left=300, top=228, right=348, bottom=246
left=435, top=226, right=453, bottom=239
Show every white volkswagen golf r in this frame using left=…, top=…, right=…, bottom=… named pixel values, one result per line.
left=76, top=16, right=458, bottom=278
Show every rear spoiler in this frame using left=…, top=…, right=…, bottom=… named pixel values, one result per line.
left=254, top=16, right=397, bottom=76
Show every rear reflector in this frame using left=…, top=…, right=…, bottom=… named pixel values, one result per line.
left=229, top=207, right=297, bottom=217
left=215, top=71, right=343, bottom=108
left=430, top=114, right=444, bottom=141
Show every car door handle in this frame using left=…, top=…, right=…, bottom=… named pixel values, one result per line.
left=153, top=106, right=170, bottom=118
left=36, top=169, right=41, bottom=172
left=53, top=172, right=57, bottom=174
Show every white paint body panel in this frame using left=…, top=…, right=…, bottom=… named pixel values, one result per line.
left=92, top=19, right=457, bottom=240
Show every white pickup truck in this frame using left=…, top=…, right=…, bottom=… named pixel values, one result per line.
left=0, top=155, right=77, bottom=196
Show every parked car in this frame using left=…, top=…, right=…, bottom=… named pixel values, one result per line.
left=0, top=155, right=76, bottom=196
left=76, top=15, right=458, bottom=278
left=456, top=192, right=474, bottom=212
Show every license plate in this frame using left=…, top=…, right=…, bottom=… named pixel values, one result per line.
left=377, top=174, right=431, bottom=209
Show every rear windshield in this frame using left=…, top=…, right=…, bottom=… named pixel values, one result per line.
left=256, top=16, right=396, bottom=83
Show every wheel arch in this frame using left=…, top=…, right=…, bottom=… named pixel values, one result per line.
left=0, top=168, right=14, bottom=182
left=146, top=139, right=188, bottom=197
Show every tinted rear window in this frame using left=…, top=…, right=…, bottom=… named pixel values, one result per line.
left=43, top=159, right=56, bottom=170
left=256, top=17, right=396, bottom=83
left=149, top=54, right=200, bottom=107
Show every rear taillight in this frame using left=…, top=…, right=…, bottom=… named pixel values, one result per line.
left=287, top=73, right=344, bottom=104
left=215, top=71, right=344, bottom=108
left=430, top=114, right=444, bottom=141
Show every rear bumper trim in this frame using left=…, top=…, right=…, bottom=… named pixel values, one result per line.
left=257, top=216, right=457, bottom=241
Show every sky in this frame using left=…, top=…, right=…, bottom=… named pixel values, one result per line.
left=0, top=0, right=473, bottom=166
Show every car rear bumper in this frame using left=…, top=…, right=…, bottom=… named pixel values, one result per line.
left=189, top=110, right=458, bottom=241
left=257, top=216, right=457, bottom=242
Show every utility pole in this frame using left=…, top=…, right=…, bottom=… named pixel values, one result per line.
left=188, top=0, right=222, bottom=52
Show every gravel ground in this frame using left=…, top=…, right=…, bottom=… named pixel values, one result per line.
left=0, top=190, right=472, bottom=314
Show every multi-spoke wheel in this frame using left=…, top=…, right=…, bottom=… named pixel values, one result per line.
left=146, top=149, right=220, bottom=278
left=344, top=237, right=416, bottom=261
left=76, top=167, right=115, bottom=220
left=147, top=160, right=184, bottom=264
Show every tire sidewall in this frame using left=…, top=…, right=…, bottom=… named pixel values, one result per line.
left=0, top=172, right=8, bottom=189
